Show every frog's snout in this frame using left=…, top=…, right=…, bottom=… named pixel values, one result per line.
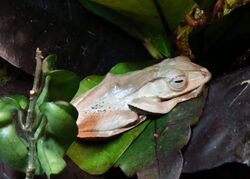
left=200, top=67, right=211, bottom=81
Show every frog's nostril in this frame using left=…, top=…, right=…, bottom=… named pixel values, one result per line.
left=200, top=68, right=212, bottom=81
left=200, top=68, right=208, bottom=76
left=200, top=67, right=209, bottom=73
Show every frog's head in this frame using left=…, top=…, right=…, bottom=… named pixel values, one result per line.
left=157, top=56, right=211, bottom=99
left=128, top=56, right=211, bottom=114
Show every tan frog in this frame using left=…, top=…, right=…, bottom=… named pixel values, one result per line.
left=72, top=56, right=211, bottom=138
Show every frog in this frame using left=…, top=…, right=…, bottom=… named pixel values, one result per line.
left=72, top=56, right=211, bottom=138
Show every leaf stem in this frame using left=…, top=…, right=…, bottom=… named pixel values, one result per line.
left=17, top=110, right=25, bottom=130
left=25, top=48, right=44, bottom=179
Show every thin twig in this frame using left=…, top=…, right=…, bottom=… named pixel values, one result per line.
left=25, top=48, right=44, bottom=179
left=25, top=48, right=43, bottom=130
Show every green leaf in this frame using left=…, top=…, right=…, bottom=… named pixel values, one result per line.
left=42, top=54, right=57, bottom=74
left=80, top=0, right=142, bottom=39
left=158, top=0, right=195, bottom=31
left=74, top=75, right=104, bottom=98
left=115, top=96, right=205, bottom=176
left=0, top=96, right=28, bottom=126
left=0, top=96, right=28, bottom=111
left=37, top=70, right=80, bottom=107
left=10, top=95, right=29, bottom=110
left=46, top=70, right=80, bottom=102
left=0, top=110, right=12, bottom=127
left=0, top=124, right=28, bottom=172
left=80, top=0, right=171, bottom=58
left=67, top=121, right=149, bottom=175
left=38, top=101, right=78, bottom=177
left=109, top=60, right=156, bottom=74
left=40, top=101, right=78, bottom=144
left=37, top=138, right=66, bottom=178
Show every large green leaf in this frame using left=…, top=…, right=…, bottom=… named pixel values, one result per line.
left=37, top=138, right=66, bottom=178
left=67, top=121, right=149, bottom=175
left=40, top=101, right=78, bottom=142
left=9, top=95, right=29, bottom=110
left=0, top=95, right=28, bottom=111
left=80, top=0, right=171, bottom=58
left=38, top=101, right=78, bottom=177
left=0, top=96, right=28, bottom=128
left=37, top=70, right=80, bottom=110
left=115, top=96, right=205, bottom=178
left=74, top=75, right=104, bottom=99
left=80, top=0, right=198, bottom=58
left=42, top=54, right=57, bottom=74
left=46, top=70, right=80, bottom=102
left=109, top=60, right=156, bottom=74
left=158, top=0, right=194, bottom=31
left=0, top=124, right=28, bottom=172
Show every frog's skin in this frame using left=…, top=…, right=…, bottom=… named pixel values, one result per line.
left=72, top=56, right=211, bottom=138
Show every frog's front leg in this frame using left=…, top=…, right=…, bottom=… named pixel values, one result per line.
left=129, top=97, right=179, bottom=114
left=128, top=86, right=204, bottom=114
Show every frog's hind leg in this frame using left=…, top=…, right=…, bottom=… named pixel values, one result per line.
left=77, top=110, right=145, bottom=138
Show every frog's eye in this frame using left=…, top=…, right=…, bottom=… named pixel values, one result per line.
left=169, top=74, right=187, bottom=91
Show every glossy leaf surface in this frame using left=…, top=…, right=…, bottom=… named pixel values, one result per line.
left=36, top=69, right=80, bottom=110
left=40, top=101, right=78, bottom=142
left=80, top=0, right=172, bottom=58
left=42, top=54, right=57, bottom=74
left=115, top=96, right=205, bottom=178
left=38, top=101, right=78, bottom=177
left=0, top=95, right=28, bottom=127
left=158, top=0, right=194, bottom=31
left=67, top=121, right=149, bottom=175
left=0, top=124, right=28, bottom=172
left=74, top=75, right=104, bottom=99
left=45, top=70, right=80, bottom=102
